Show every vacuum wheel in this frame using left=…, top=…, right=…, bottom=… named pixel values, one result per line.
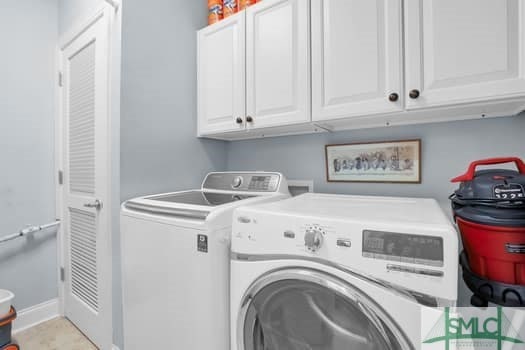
left=2, top=345, right=20, bottom=350
left=1, top=346, right=19, bottom=350
left=471, top=294, right=489, bottom=307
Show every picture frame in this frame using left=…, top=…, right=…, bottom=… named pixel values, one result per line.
left=325, top=139, right=422, bottom=184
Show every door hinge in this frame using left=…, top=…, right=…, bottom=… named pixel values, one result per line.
left=60, top=267, right=65, bottom=282
left=58, top=72, right=63, bottom=87
left=58, top=170, right=64, bottom=185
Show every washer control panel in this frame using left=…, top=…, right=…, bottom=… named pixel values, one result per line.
left=247, top=175, right=275, bottom=191
left=203, top=172, right=282, bottom=192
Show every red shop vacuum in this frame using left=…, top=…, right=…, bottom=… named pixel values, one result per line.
left=450, top=157, right=525, bottom=307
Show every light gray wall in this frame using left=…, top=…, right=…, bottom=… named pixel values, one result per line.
left=120, top=0, right=227, bottom=202
left=58, top=0, right=105, bottom=34
left=227, top=115, right=525, bottom=306
left=119, top=0, right=226, bottom=347
left=0, top=0, right=59, bottom=310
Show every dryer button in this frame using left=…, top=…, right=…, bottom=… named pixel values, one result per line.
left=337, top=239, right=352, bottom=248
left=237, top=216, right=251, bottom=224
left=284, top=231, right=296, bottom=239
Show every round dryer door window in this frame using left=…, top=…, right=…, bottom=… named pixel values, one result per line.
left=239, top=269, right=413, bottom=350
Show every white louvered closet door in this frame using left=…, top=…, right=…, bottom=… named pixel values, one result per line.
left=61, top=9, right=112, bottom=349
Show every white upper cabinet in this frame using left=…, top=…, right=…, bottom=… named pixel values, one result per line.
left=312, top=0, right=404, bottom=122
left=405, top=0, right=525, bottom=109
left=198, top=14, right=246, bottom=135
left=245, top=0, right=311, bottom=129
left=197, top=0, right=525, bottom=139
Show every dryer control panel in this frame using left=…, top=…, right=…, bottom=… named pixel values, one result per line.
left=362, top=230, right=444, bottom=267
left=231, top=193, right=459, bottom=303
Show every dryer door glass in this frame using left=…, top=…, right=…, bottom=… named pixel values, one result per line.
left=243, top=279, right=405, bottom=350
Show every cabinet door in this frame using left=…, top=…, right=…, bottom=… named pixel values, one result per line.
left=198, top=13, right=246, bottom=135
left=246, top=0, right=310, bottom=129
left=405, top=0, right=525, bottom=110
left=312, top=0, right=404, bottom=122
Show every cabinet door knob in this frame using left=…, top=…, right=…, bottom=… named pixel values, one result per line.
left=388, top=93, right=399, bottom=102
left=235, top=117, right=243, bottom=124
left=409, top=89, right=420, bottom=99
left=246, top=116, right=254, bottom=123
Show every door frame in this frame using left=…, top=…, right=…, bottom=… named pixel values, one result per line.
left=55, top=4, right=119, bottom=348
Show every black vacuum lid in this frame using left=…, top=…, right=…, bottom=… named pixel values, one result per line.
left=453, top=169, right=525, bottom=201
left=450, top=158, right=525, bottom=226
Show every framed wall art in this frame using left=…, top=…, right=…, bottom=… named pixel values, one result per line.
left=325, top=139, right=421, bottom=183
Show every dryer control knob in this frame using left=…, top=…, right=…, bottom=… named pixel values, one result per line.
left=305, top=229, right=323, bottom=252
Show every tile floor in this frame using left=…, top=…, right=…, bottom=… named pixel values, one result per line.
left=13, top=318, right=96, bottom=350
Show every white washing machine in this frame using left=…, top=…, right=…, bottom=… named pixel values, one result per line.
left=121, top=172, right=290, bottom=350
left=231, top=193, right=458, bottom=350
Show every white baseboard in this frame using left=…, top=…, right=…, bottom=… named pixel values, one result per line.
left=12, top=298, right=60, bottom=334
left=11, top=299, right=119, bottom=350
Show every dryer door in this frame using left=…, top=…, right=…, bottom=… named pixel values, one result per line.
left=239, top=268, right=413, bottom=350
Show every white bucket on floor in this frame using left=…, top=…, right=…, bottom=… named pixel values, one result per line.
left=0, top=290, right=14, bottom=318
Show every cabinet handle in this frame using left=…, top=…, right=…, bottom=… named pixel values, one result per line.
left=246, top=116, right=254, bottom=123
left=388, top=93, right=399, bottom=102
left=235, top=117, right=243, bottom=124
left=409, top=89, right=420, bottom=99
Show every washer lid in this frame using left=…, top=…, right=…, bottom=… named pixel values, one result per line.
left=124, top=191, right=260, bottom=220
left=123, top=172, right=289, bottom=220
left=146, top=191, right=255, bottom=207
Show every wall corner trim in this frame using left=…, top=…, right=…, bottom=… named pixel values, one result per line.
left=105, top=0, right=121, bottom=11
left=12, top=298, right=60, bottom=334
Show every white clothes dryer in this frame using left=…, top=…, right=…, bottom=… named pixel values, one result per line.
left=231, top=193, right=458, bottom=350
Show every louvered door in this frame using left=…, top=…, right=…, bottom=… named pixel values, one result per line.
left=60, top=9, right=112, bottom=349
